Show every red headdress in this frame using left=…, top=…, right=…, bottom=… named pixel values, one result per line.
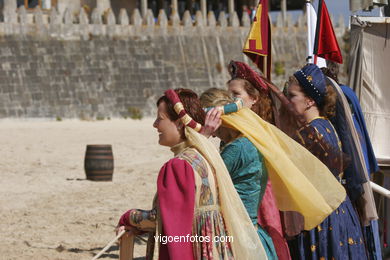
left=228, top=60, right=304, bottom=124
left=164, top=89, right=203, bottom=133
left=228, top=60, right=268, bottom=92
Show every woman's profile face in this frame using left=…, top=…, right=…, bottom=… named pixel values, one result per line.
left=228, top=79, right=257, bottom=109
left=153, top=101, right=182, bottom=147
left=287, top=83, right=310, bottom=116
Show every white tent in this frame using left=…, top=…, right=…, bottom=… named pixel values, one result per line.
left=349, top=16, right=390, bottom=166
left=349, top=16, right=390, bottom=257
left=350, top=0, right=388, bottom=12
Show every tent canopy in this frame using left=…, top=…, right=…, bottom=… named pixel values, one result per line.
left=349, top=16, right=390, bottom=163
left=350, top=0, right=388, bottom=12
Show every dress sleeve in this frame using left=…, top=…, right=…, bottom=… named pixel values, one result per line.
left=296, top=125, right=346, bottom=176
left=118, top=208, right=156, bottom=231
left=220, top=141, right=241, bottom=175
left=157, top=157, right=195, bottom=260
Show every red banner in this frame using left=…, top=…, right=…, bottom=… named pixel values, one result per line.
left=243, top=0, right=272, bottom=79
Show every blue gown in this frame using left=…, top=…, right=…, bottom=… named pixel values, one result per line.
left=221, top=137, right=278, bottom=260
left=341, top=85, right=382, bottom=260
left=289, top=118, right=367, bottom=260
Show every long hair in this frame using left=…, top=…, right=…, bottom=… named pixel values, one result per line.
left=200, top=88, right=241, bottom=141
left=200, top=87, right=233, bottom=107
left=321, top=61, right=340, bottom=84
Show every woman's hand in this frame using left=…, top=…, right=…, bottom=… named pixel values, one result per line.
left=115, top=225, right=144, bottom=240
left=116, top=209, right=156, bottom=236
left=201, top=108, right=222, bottom=138
left=116, top=225, right=126, bottom=236
left=116, top=225, right=143, bottom=236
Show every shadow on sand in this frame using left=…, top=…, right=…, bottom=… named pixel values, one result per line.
left=24, top=239, right=147, bottom=259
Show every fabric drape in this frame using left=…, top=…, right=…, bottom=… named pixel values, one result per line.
left=185, top=127, right=268, bottom=259
left=221, top=108, right=346, bottom=230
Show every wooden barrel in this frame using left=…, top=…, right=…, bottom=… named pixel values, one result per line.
left=84, top=145, right=114, bottom=181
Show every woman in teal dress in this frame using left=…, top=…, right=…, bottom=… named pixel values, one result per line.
left=200, top=88, right=278, bottom=260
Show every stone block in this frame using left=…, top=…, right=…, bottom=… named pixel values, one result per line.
left=230, top=11, right=239, bottom=27
left=118, top=8, right=129, bottom=25
left=17, top=6, right=27, bottom=25
left=49, top=8, right=60, bottom=25
left=79, top=7, right=89, bottom=25
left=64, top=8, right=74, bottom=25
left=195, top=11, right=204, bottom=27
left=241, top=12, right=250, bottom=27
left=34, top=6, right=44, bottom=25
left=182, top=11, right=192, bottom=27
left=286, top=13, right=293, bottom=28
left=143, top=9, right=154, bottom=26
left=170, top=9, right=180, bottom=27
left=276, top=13, right=283, bottom=28
left=105, top=8, right=116, bottom=25
left=91, top=8, right=103, bottom=24
left=157, top=9, right=168, bottom=28
left=32, top=93, right=43, bottom=101
left=207, top=11, right=216, bottom=27
left=131, top=8, right=142, bottom=26
left=3, top=0, right=18, bottom=24
left=3, top=0, right=17, bottom=10
left=218, top=11, right=227, bottom=27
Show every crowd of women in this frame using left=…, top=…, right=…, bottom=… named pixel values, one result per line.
left=115, top=61, right=381, bottom=260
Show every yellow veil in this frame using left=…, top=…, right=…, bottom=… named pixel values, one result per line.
left=185, top=126, right=268, bottom=260
left=222, top=108, right=346, bottom=230
left=165, top=88, right=267, bottom=259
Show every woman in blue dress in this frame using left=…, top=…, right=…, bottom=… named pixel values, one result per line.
left=200, top=88, right=278, bottom=260
left=286, top=64, right=367, bottom=260
left=322, top=64, right=382, bottom=260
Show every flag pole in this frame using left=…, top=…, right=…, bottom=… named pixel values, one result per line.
left=92, top=230, right=126, bottom=260
left=281, top=0, right=287, bottom=26
left=306, top=0, right=313, bottom=63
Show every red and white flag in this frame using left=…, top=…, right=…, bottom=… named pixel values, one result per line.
left=313, top=0, right=343, bottom=64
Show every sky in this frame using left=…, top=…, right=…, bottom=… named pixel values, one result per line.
left=269, top=0, right=381, bottom=26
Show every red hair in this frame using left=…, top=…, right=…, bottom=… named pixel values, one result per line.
left=157, top=88, right=206, bottom=126
left=228, top=79, right=274, bottom=124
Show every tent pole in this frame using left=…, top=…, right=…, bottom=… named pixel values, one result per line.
left=306, top=0, right=313, bottom=63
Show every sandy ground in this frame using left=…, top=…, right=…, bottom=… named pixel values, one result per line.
left=0, top=118, right=173, bottom=260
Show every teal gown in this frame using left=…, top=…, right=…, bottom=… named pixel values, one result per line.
left=221, top=137, right=278, bottom=260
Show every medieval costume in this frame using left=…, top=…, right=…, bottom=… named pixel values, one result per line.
left=322, top=73, right=380, bottom=259
left=220, top=136, right=278, bottom=260
left=287, top=64, right=367, bottom=260
left=340, top=84, right=382, bottom=259
left=227, top=61, right=292, bottom=260
left=204, top=87, right=348, bottom=259
left=118, top=89, right=267, bottom=260
left=203, top=95, right=278, bottom=259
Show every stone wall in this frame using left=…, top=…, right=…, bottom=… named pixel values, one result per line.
left=0, top=5, right=347, bottom=118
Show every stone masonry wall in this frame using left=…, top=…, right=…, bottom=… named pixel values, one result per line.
left=0, top=5, right=346, bottom=118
